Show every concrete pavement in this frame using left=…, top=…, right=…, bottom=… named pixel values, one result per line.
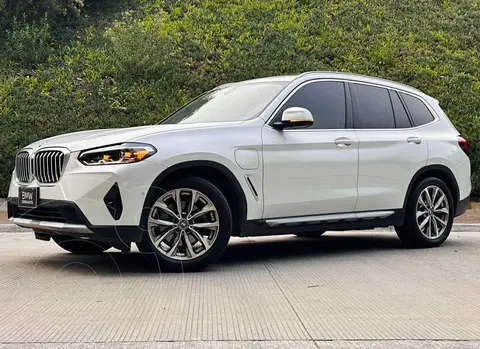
left=2, top=341, right=480, bottom=349
left=1, top=230, right=480, bottom=348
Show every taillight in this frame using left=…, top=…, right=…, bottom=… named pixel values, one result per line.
left=458, top=135, right=471, bottom=156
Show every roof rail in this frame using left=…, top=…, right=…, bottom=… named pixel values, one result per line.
left=297, top=71, right=423, bottom=94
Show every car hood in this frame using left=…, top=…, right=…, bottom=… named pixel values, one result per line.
left=26, top=122, right=242, bottom=152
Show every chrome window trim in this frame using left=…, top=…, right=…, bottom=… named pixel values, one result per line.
left=348, top=80, right=439, bottom=130
left=261, top=76, right=439, bottom=132
left=263, top=78, right=349, bottom=128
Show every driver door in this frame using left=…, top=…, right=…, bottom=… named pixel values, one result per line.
left=262, top=80, right=359, bottom=219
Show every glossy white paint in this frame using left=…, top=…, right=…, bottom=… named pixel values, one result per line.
left=262, top=126, right=358, bottom=218
left=419, top=99, right=471, bottom=200
left=9, top=72, right=472, bottom=233
left=354, top=128, right=427, bottom=211
left=234, top=149, right=259, bottom=170
left=137, top=118, right=265, bottom=220
left=9, top=153, right=166, bottom=225
left=10, top=118, right=267, bottom=224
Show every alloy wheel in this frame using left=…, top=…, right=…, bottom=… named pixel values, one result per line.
left=415, top=185, right=450, bottom=239
left=147, top=188, right=220, bottom=260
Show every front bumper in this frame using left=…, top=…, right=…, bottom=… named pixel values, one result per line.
left=8, top=154, right=166, bottom=226
left=8, top=199, right=144, bottom=243
left=8, top=151, right=167, bottom=242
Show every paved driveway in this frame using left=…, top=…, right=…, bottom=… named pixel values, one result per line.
left=1, top=230, right=480, bottom=348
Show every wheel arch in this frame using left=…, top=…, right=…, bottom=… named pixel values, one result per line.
left=402, top=165, right=460, bottom=219
left=140, top=160, right=248, bottom=236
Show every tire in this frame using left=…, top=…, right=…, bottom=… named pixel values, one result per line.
left=395, top=177, right=454, bottom=248
left=53, top=236, right=112, bottom=254
left=137, top=176, right=233, bottom=272
left=295, top=231, right=326, bottom=238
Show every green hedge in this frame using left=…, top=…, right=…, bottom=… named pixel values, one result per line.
left=0, top=0, right=84, bottom=31
left=1, top=0, right=480, bottom=197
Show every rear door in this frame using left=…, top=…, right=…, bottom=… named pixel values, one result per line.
left=351, top=83, right=428, bottom=212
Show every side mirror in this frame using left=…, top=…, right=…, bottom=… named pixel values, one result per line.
left=272, top=107, right=314, bottom=130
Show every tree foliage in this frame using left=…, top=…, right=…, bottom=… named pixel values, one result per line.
left=0, top=0, right=83, bottom=31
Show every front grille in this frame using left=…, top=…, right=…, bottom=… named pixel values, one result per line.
left=15, top=206, right=66, bottom=223
left=32, top=150, right=66, bottom=184
left=9, top=201, right=85, bottom=224
left=15, top=151, right=31, bottom=183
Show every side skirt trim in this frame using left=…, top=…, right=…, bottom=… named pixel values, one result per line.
left=239, top=209, right=403, bottom=237
left=265, top=210, right=395, bottom=227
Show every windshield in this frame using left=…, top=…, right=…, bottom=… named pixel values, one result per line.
left=161, top=81, right=288, bottom=124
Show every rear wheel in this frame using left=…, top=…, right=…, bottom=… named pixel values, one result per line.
left=295, top=231, right=326, bottom=238
left=53, top=236, right=111, bottom=254
left=395, top=177, right=454, bottom=248
left=137, top=176, right=232, bottom=272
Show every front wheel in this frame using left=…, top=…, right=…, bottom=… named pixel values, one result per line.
left=395, top=177, right=454, bottom=248
left=137, top=176, right=233, bottom=272
left=53, top=236, right=111, bottom=254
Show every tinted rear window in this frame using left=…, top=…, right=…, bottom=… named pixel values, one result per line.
left=352, top=84, right=395, bottom=129
left=390, top=90, right=412, bottom=128
left=400, top=93, right=435, bottom=126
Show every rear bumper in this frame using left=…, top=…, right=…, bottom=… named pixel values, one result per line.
left=8, top=199, right=143, bottom=243
left=455, top=195, right=470, bottom=217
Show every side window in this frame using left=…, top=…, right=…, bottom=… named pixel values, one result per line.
left=352, top=84, right=395, bottom=129
left=274, top=81, right=346, bottom=129
left=389, top=90, right=412, bottom=128
left=400, top=93, right=435, bottom=126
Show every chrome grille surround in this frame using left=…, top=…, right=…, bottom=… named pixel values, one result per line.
left=32, top=149, right=69, bottom=184
left=15, top=148, right=69, bottom=184
left=15, top=151, right=32, bottom=183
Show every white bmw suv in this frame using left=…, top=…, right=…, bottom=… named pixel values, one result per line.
left=8, top=72, right=471, bottom=271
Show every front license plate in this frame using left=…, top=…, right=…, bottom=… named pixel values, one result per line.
left=18, top=187, right=39, bottom=209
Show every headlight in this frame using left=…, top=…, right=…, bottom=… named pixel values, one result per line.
left=78, top=143, right=157, bottom=166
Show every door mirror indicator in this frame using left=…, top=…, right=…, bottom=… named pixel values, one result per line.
left=273, top=107, right=314, bottom=130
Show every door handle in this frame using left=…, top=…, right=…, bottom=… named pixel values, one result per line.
left=334, top=137, right=353, bottom=147
left=407, top=137, right=422, bottom=145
